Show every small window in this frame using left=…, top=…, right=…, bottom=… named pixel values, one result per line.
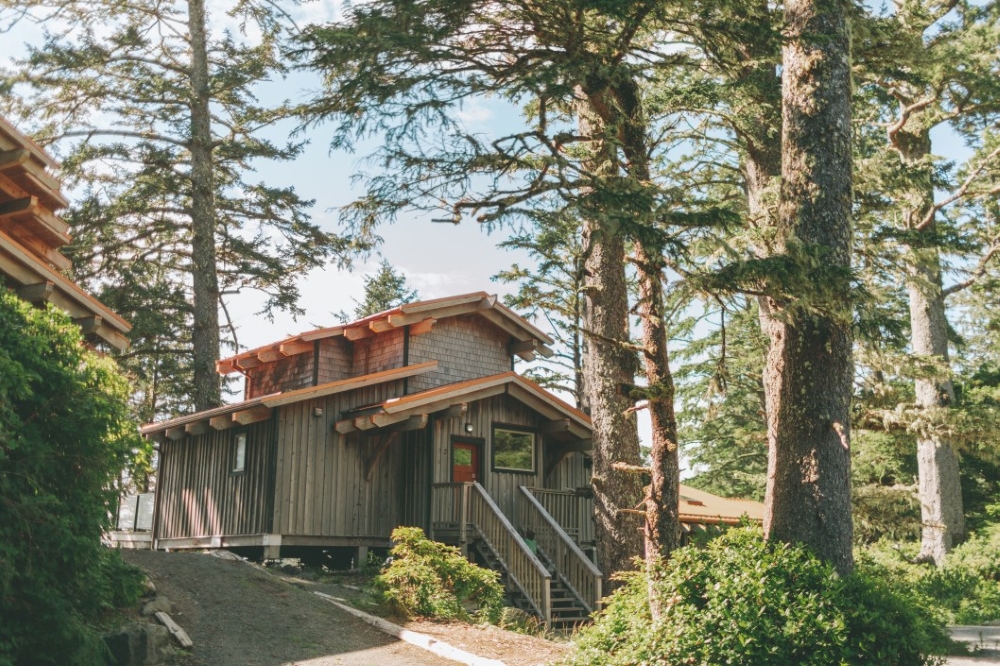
left=492, top=426, right=535, bottom=473
left=233, top=432, right=247, bottom=474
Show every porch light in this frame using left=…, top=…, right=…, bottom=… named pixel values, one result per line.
left=464, top=423, right=474, bottom=433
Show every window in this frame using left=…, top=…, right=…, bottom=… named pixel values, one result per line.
left=233, top=432, right=247, bottom=474
left=492, top=425, right=535, bottom=473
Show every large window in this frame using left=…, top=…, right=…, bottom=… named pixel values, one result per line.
left=492, top=425, right=535, bottom=473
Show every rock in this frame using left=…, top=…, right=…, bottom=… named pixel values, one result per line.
left=142, top=577, right=156, bottom=597
left=104, top=623, right=172, bottom=666
left=141, top=595, right=173, bottom=617
left=280, top=564, right=302, bottom=576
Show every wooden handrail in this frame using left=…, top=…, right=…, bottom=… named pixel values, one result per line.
left=431, top=482, right=552, bottom=626
left=518, top=486, right=603, bottom=613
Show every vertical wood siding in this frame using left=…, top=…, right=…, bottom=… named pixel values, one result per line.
left=409, top=316, right=512, bottom=391
left=155, top=417, right=276, bottom=539
left=432, top=394, right=543, bottom=519
left=546, top=451, right=589, bottom=490
left=271, top=378, right=431, bottom=538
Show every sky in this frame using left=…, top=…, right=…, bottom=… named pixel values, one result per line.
left=0, top=0, right=978, bottom=462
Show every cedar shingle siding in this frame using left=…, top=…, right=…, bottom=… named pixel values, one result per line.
left=409, top=315, right=511, bottom=391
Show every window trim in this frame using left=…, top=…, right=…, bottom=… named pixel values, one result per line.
left=490, top=423, right=537, bottom=475
left=232, top=430, right=248, bottom=475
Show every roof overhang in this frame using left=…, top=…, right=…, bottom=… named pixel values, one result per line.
left=217, top=292, right=555, bottom=375
left=334, top=371, right=592, bottom=442
left=142, top=361, right=439, bottom=438
left=0, top=228, right=131, bottom=350
left=678, top=484, right=764, bottom=525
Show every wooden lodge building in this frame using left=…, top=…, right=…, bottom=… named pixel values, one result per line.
left=0, top=116, right=131, bottom=349
left=141, top=291, right=763, bottom=627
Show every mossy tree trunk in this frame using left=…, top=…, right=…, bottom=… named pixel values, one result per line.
left=894, top=123, right=965, bottom=565
left=763, top=0, right=855, bottom=576
left=188, top=0, right=222, bottom=410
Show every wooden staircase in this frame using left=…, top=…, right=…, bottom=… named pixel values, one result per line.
left=431, top=482, right=602, bottom=630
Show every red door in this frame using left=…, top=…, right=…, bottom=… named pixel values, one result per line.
left=452, top=442, right=480, bottom=483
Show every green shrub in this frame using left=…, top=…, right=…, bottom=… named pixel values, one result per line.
left=373, top=527, right=504, bottom=623
left=0, top=287, right=146, bottom=666
left=861, top=531, right=1000, bottom=625
left=564, top=527, right=949, bottom=666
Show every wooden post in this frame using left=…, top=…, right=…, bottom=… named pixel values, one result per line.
left=356, top=546, right=369, bottom=569
left=460, top=483, right=469, bottom=552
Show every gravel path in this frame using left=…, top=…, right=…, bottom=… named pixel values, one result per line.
left=121, top=550, right=456, bottom=666
left=946, top=626, right=1000, bottom=665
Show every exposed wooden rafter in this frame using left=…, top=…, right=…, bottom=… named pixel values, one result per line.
left=279, top=340, right=313, bottom=356
left=185, top=421, right=211, bottom=436
left=232, top=405, right=272, bottom=425
left=210, top=414, right=237, bottom=430
left=16, top=281, right=53, bottom=303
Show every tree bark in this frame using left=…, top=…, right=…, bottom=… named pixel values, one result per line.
left=895, top=124, right=965, bottom=565
left=612, top=76, right=681, bottom=607
left=764, top=0, right=855, bottom=576
left=188, top=0, right=222, bottom=410
left=576, top=89, right=644, bottom=586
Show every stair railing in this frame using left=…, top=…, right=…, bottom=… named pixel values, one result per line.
left=518, top=486, right=603, bottom=614
left=524, top=487, right=595, bottom=548
left=431, top=481, right=552, bottom=626
left=468, top=482, right=552, bottom=626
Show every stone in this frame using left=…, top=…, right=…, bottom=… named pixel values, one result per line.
left=141, top=595, right=173, bottom=617
left=104, top=623, right=172, bottom=666
left=142, top=577, right=156, bottom=597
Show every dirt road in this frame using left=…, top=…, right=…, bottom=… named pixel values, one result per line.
left=121, top=550, right=457, bottom=666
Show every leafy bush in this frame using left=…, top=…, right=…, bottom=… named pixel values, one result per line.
left=863, top=528, right=1000, bottom=625
left=373, top=527, right=504, bottom=623
left=0, top=289, right=145, bottom=665
left=564, top=527, right=950, bottom=666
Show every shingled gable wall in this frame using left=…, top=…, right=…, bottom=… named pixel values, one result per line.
left=243, top=312, right=515, bottom=399
left=408, top=314, right=511, bottom=391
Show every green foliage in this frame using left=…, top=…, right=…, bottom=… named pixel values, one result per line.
left=337, top=259, right=418, bottom=322
left=0, top=287, right=146, bottom=665
left=2, top=0, right=348, bottom=417
left=373, top=527, right=504, bottom=624
left=863, top=527, right=1000, bottom=625
left=564, top=528, right=950, bottom=666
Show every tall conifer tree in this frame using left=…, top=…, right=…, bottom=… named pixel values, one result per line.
left=2, top=0, right=345, bottom=415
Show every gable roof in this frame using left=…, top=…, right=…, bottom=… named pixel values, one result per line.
left=216, top=292, right=554, bottom=374
left=334, top=371, right=591, bottom=439
left=0, top=116, right=131, bottom=350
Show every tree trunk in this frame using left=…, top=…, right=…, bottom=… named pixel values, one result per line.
left=764, top=0, right=854, bottom=576
left=188, top=0, right=222, bottom=410
left=581, top=216, right=644, bottom=584
left=895, top=124, right=965, bottom=565
left=612, top=76, right=681, bottom=609
left=576, top=89, right=644, bottom=585
left=634, top=243, right=680, bottom=619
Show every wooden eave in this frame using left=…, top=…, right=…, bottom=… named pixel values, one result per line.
left=217, top=291, right=555, bottom=373
left=340, top=372, right=591, bottom=440
left=142, top=361, right=439, bottom=436
left=0, top=227, right=131, bottom=350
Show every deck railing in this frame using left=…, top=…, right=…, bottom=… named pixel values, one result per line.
left=431, top=482, right=552, bottom=625
left=525, top=487, right=595, bottom=547
left=518, top=486, right=603, bottom=613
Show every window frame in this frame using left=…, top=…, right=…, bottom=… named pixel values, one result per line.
left=232, top=430, right=248, bottom=475
left=490, top=423, right=537, bottom=475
